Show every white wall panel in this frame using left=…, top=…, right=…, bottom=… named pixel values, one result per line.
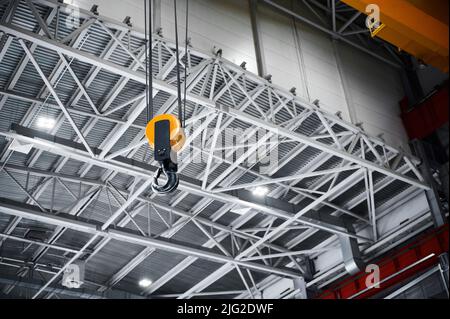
left=73, top=0, right=143, bottom=24
left=160, top=0, right=257, bottom=70
left=296, top=31, right=351, bottom=120
left=71, top=0, right=258, bottom=72
left=258, top=5, right=304, bottom=93
left=336, top=42, right=409, bottom=149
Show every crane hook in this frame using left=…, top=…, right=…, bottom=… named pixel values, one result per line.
left=151, top=166, right=180, bottom=195
left=146, top=115, right=185, bottom=196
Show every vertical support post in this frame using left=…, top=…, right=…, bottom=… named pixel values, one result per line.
left=153, top=0, right=162, bottom=33
left=249, top=0, right=267, bottom=77
left=399, top=69, right=417, bottom=109
left=291, top=11, right=311, bottom=101
left=55, top=5, right=59, bottom=40
left=400, top=55, right=425, bottom=107
left=440, top=163, right=449, bottom=204
left=293, top=277, right=308, bottom=299
left=367, top=169, right=378, bottom=241
left=412, top=140, right=446, bottom=227
left=331, top=0, right=336, bottom=33
left=333, top=40, right=358, bottom=124
left=438, top=253, right=449, bottom=298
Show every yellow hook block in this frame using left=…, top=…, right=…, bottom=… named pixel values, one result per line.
left=145, top=114, right=186, bottom=153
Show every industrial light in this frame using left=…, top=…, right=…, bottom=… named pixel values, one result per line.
left=138, top=278, right=152, bottom=288
left=37, top=117, right=56, bottom=130
left=252, top=186, right=269, bottom=197
left=231, top=207, right=250, bottom=215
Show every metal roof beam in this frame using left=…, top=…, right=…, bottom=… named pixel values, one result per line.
left=0, top=24, right=426, bottom=190
left=116, top=121, right=402, bottom=296
left=0, top=15, right=147, bottom=296
left=0, top=27, right=128, bottom=264
left=0, top=198, right=302, bottom=279
left=0, top=163, right=340, bottom=285
left=1, top=125, right=368, bottom=241
left=175, top=169, right=367, bottom=299
left=18, top=39, right=96, bottom=157
left=0, top=0, right=428, bottom=298
left=25, top=0, right=54, bottom=40
left=0, top=17, right=138, bottom=295
left=0, top=128, right=370, bottom=298
left=175, top=155, right=413, bottom=298
left=0, top=266, right=145, bottom=299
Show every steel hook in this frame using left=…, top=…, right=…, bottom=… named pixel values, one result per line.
left=151, top=166, right=179, bottom=195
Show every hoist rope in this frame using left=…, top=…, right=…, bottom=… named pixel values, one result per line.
left=174, top=0, right=184, bottom=127
left=183, top=0, right=189, bottom=127
left=144, top=0, right=153, bottom=122
left=144, top=0, right=188, bottom=127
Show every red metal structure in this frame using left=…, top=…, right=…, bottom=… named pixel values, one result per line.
left=400, top=83, right=449, bottom=140
left=317, top=224, right=449, bottom=299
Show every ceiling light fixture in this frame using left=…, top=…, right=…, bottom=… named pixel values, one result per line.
left=252, top=186, right=269, bottom=197
left=37, top=117, right=56, bottom=130
left=138, top=278, right=152, bottom=288
left=231, top=207, right=250, bottom=215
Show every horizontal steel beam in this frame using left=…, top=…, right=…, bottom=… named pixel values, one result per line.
left=1, top=126, right=366, bottom=240
left=0, top=24, right=427, bottom=190
left=0, top=198, right=302, bottom=279
left=0, top=275, right=104, bottom=299
left=0, top=162, right=303, bottom=255
left=0, top=266, right=144, bottom=299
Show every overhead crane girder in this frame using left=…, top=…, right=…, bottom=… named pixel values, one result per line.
left=342, top=0, right=449, bottom=73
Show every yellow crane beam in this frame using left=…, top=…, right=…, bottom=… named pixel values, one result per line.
left=341, top=0, right=449, bottom=73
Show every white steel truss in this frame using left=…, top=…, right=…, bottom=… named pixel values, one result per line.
left=0, top=0, right=430, bottom=299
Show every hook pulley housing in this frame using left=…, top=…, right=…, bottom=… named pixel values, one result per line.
left=146, top=114, right=185, bottom=195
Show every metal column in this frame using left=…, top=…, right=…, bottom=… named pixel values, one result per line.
left=153, top=0, right=162, bottom=33
left=438, top=253, right=449, bottom=297
left=412, top=140, right=447, bottom=227
left=249, top=0, right=267, bottom=77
